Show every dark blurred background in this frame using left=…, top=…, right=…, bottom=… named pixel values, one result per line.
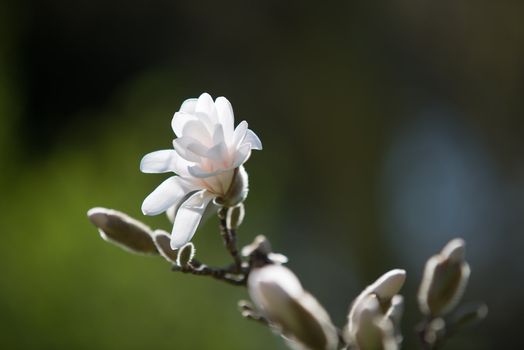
left=1, top=0, right=523, bottom=349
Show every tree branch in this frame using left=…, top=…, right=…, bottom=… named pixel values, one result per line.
left=172, top=259, right=247, bottom=286
left=218, top=208, right=243, bottom=273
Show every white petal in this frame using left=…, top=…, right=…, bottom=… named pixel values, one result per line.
left=142, top=176, right=196, bottom=216
left=215, top=97, right=234, bottom=140
left=195, top=93, right=218, bottom=122
left=232, top=143, right=252, bottom=168
left=185, top=141, right=211, bottom=158
left=173, top=137, right=203, bottom=162
left=166, top=205, right=177, bottom=223
left=140, top=150, right=178, bottom=174
left=140, top=150, right=194, bottom=176
left=206, top=142, right=228, bottom=161
left=243, top=129, right=263, bottom=150
left=169, top=153, right=194, bottom=177
left=188, top=165, right=224, bottom=178
left=182, top=120, right=213, bottom=145
left=180, top=98, right=197, bottom=113
left=171, top=190, right=213, bottom=249
left=212, top=123, right=225, bottom=146
left=232, top=120, right=248, bottom=147
left=172, top=112, right=198, bottom=138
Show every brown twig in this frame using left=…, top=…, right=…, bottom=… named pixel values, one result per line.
left=218, top=207, right=243, bottom=273
left=169, top=208, right=253, bottom=286
left=172, top=259, right=246, bottom=286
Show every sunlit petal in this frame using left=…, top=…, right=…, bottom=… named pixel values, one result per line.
left=172, top=112, right=198, bottom=138
left=215, top=96, right=234, bottom=140
left=180, top=98, right=197, bottom=113
left=141, top=176, right=197, bottom=216
left=243, top=129, right=263, bottom=150
left=171, top=190, right=213, bottom=249
left=232, top=120, right=248, bottom=148
left=195, top=93, right=218, bottom=122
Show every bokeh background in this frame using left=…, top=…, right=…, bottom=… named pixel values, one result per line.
left=1, top=0, right=523, bottom=349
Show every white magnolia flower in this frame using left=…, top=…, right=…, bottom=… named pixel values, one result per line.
left=140, top=93, right=262, bottom=249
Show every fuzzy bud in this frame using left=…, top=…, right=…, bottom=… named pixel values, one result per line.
left=248, top=264, right=338, bottom=350
left=176, top=242, right=196, bottom=267
left=242, top=235, right=289, bottom=266
left=152, top=230, right=178, bottom=264
left=346, top=269, right=406, bottom=337
left=385, top=295, right=404, bottom=345
left=352, top=295, right=398, bottom=350
left=418, top=239, right=470, bottom=317
left=87, top=207, right=157, bottom=255
left=226, top=203, right=245, bottom=230
left=242, top=235, right=272, bottom=257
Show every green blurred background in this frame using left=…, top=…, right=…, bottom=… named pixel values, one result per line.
left=1, top=0, right=523, bottom=349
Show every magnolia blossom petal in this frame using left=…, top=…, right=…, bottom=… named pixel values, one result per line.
left=206, top=142, right=228, bottom=161
left=215, top=97, right=234, bottom=140
left=172, top=112, right=198, bottom=138
left=212, top=123, right=225, bottom=146
left=232, top=143, right=252, bottom=168
left=173, top=137, right=204, bottom=162
left=140, top=150, right=177, bottom=174
left=182, top=120, right=213, bottom=145
left=142, top=176, right=196, bottom=216
left=195, top=93, right=218, bottom=122
left=170, top=154, right=193, bottom=177
left=188, top=165, right=223, bottom=178
left=171, top=190, right=213, bottom=249
left=243, top=129, right=263, bottom=150
left=140, top=150, right=192, bottom=176
left=232, top=120, right=248, bottom=147
left=180, top=98, right=197, bottom=113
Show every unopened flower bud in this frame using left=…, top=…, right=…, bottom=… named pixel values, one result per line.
left=242, top=235, right=272, bottom=257
left=176, top=242, right=196, bottom=267
left=241, top=235, right=289, bottom=266
left=370, top=269, right=406, bottom=304
left=248, top=264, right=338, bottom=350
left=152, top=230, right=178, bottom=263
left=385, top=295, right=404, bottom=344
left=226, top=203, right=245, bottom=229
left=346, top=269, right=406, bottom=337
left=87, top=207, right=157, bottom=255
left=418, top=238, right=470, bottom=317
left=351, top=294, right=398, bottom=350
